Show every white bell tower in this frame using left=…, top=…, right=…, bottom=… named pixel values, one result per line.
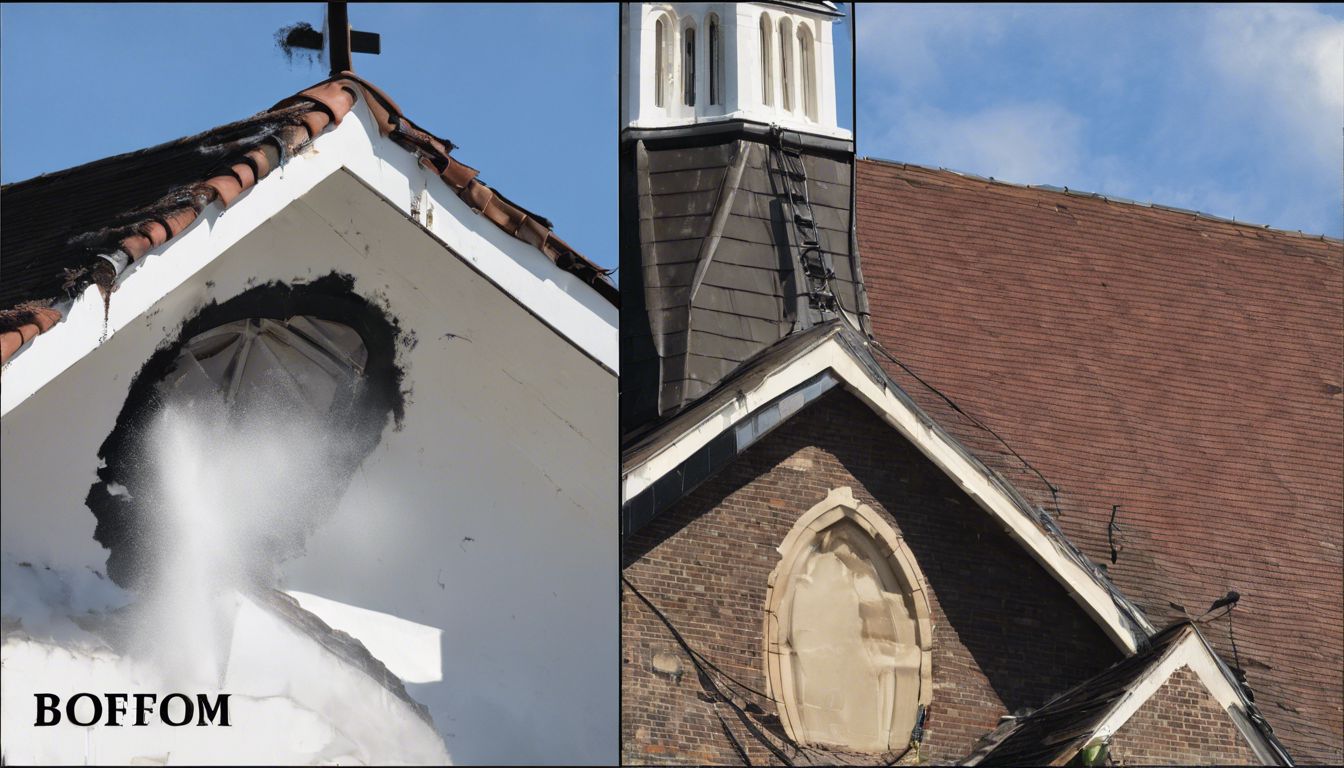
left=620, top=2, right=850, bottom=140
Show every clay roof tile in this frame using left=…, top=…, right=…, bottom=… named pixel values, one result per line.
left=857, top=158, right=1343, bottom=764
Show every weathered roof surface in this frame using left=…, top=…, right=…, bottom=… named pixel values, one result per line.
left=856, top=159, right=1343, bottom=764
left=620, top=132, right=864, bottom=436
left=0, top=305, right=63, bottom=362
left=963, top=622, right=1286, bottom=766
left=965, top=623, right=1192, bottom=766
left=0, top=73, right=616, bottom=364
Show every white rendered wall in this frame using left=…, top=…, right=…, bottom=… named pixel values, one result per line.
left=1, top=105, right=617, bottom=762
left=623, top=2, right=849, bottom=140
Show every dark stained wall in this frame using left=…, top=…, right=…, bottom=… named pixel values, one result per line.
left=621, top=390, right=1123, bottom=764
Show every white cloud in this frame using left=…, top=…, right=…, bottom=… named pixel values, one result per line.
left=857, top=4, right=1342, bottom=236
left=1205, top=4, right=1344, bottom=162
left=858, top=4, right=1007, bottom=91
left=868, top=99, right=1087, bottom=186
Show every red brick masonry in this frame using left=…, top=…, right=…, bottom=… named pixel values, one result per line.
left=1110, top=664, right=1261, bottom=766
left=622, top=390, right=1122, bottom=764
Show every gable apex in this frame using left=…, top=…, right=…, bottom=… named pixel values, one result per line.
left=1, top=74, right=619, bottom=412
left=622, top=320, right=1155, bottom=654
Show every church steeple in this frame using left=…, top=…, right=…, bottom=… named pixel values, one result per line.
left=621, top=2, right=849, bottom=140
left=620, top=3, right=863, bottom=439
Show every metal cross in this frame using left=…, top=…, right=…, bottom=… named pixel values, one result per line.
left=325, top=2, right=381, bottom=76
left=282, top=2, right=381, bottom=76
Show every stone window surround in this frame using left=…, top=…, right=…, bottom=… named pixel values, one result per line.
left=764, top=485, right=934, bottom=753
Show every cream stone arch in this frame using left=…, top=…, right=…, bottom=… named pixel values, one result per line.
left=764, top=486, right=934, bottom=754
left=777, top=16, right=795, bottom=113
left=758, top=11, right=774, bottom=108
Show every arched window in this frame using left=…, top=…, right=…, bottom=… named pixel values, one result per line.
left=683, top=26, right=696, bottom=106
left=707, top=13, right=721, bottom=106
left=778, top=17, right=793, bottom=112
left=798, top=24, right=817, bottom=121
left=759, top=13, right=773, bottom=107
left=653, top=17, right=666, bottom=108
left=765, top=487, right=933, bottom=754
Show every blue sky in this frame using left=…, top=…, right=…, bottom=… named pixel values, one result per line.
left=858, top=4, right=1343, bottom=238
left=1, top=3, right=620, bottom=270
left=4, top=3, right=1334, bottom=260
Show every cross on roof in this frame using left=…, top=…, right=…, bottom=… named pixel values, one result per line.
left=325, top=2, right=381, bottom=76
left=282, top=2, right=380, bottom=77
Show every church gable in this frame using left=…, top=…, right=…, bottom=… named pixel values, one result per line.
left=1109, top=664, right=1262, bottom=766
left=966, top=622, right=1283, bottom=766
left=622, top=388, right=1123, bottom=764
left=2, top=51, right=619, bottom=763
left=0, top=74, right=617, bottom=384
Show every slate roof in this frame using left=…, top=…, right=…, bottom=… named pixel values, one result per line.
left=620, top=132, right=865, bottom=436
left=0, top=73, right=616, bottom=365
left=856, top=159, right=1343, bottom=764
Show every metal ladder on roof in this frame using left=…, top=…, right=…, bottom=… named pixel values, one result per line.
left=770, top=125, right=838, bottom=315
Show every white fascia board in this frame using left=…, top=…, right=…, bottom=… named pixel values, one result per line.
left=621, top=340, right=833, bottom=500
left=1086, top=630, right=1283, bottom=765
left=335, top=98, right=618, bottom=374
left=622, top=336, right=1144, bottom=654
left=2, top=92, right=616, bottom=417
left=0, top=127, right=343, bottom=416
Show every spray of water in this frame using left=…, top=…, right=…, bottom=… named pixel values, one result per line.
left=132, top=388, right=351, bottom=690
left=3, top=386, right=453, bottom=763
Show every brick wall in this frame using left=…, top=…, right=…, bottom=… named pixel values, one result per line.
left=622, top=390, right=1123, bottom=765
left=1108, top=665, right=1261, bottom=766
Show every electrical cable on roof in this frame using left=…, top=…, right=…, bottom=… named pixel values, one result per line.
left=866, top=337, right=1066, bottom=519
left=1227, top=606, right=1242, bottom=676
left=868, top=334, right=1157, bottom=644
left=1108, top=505, right=1122, bottom=564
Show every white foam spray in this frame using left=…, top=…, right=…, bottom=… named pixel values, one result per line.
left=134, top=392, right=343, bottom=690
left=0, top=386, right=450, bottom=764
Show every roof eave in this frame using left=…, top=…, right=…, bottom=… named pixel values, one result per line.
left=622, top=323, right=1154, bottom=654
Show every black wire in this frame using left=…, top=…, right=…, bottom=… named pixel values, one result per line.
left=885, top=743, right=914, bottom=766
left=1108, top=505, right=1121, bottom=564
left=685, top=644, right=774, bottom=702
left=622, top=574, right=798, bottom=766
left=1226, top=606, right=1242, bottom=672
left=867, top=337, right=1066, bottom=518
left=715, top=707, right=754, bottom=766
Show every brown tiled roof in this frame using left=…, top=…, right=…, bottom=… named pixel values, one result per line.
left=856, top=159, right=1343, bottom=764
left=0, top=73, right=616, bottom=365
left=0, top=305, right=63, bottom=363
